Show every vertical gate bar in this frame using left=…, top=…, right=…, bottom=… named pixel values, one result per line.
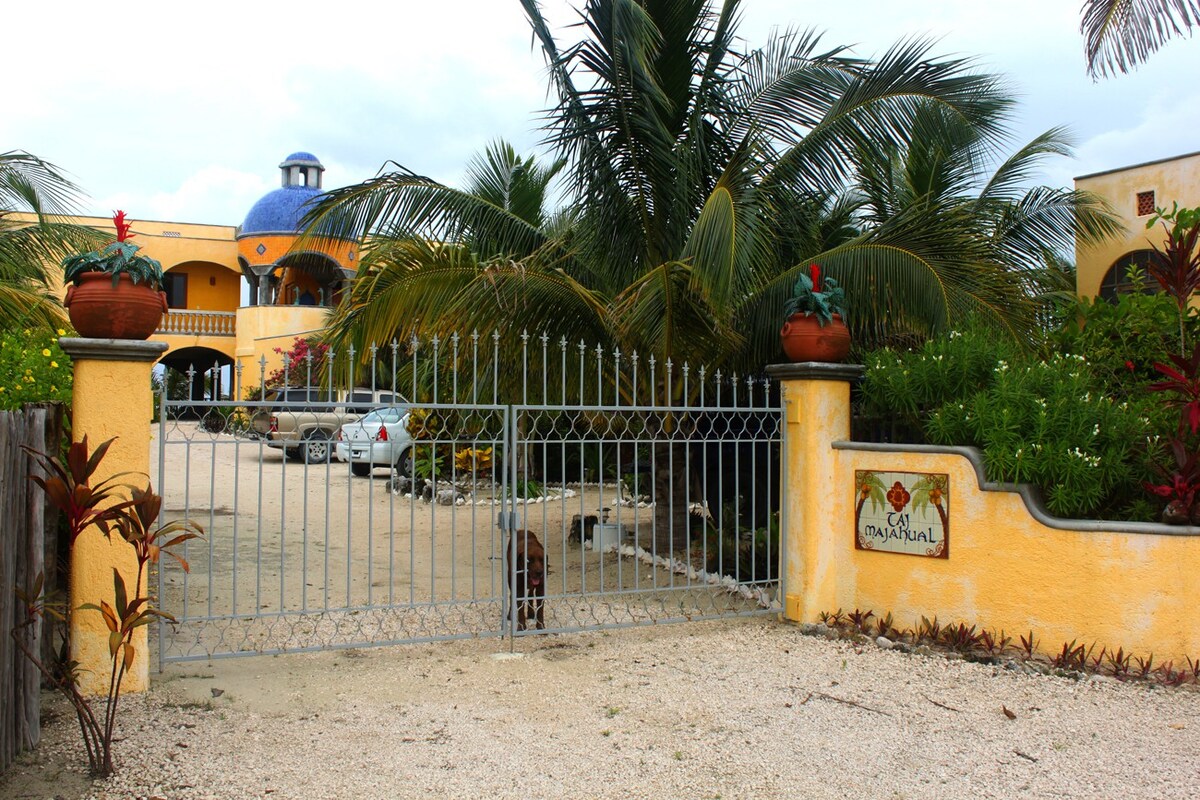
left=613, top=347, right=622, bottom=594
left=521, top=330, right=529, bottom=405
left=682, top=363, right=691, bottom=591
left=429, top=437, right=437, bottom=605
left=366, top=345, right=377, bottom=607
left=156, top=388, right=167, bottom=669
left=577, top=341, right=586, bottom=595
left=230, top=416, right=242, bottom=623
left=492, top=331, right=500, bottom=405
left=744, top=376, right=753, bottom=587
left=207, top=425, right=217, bottom=619
left=504, top=402, right=515, bottom=640
left=541, top=333, right=548, bottom=406
left=699, top=366, right=708, bottom=598
left=595, top=344, right=606, bottom=593
left=715, top=372, right=724, bottom=595
left=666, top=358, right=674, bottom=590
left=559, top=337, right=568, bottom=596
left=181, top=419, right=192, bottom=624
left=631, top=351, right=640, bottom=590
left=648, top=354, right=657, bottom=585
left=410, top=335, right=419, bottom=607
left=389, top=340, right=400, bottom=606
left=732, top=373, right=741, bottom=587
left=472, top=331, right=480, bottom=406
left=451, top=336, right=460, bottom=603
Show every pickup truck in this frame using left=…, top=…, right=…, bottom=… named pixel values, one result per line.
left=253, top=387, right=406, bottom=463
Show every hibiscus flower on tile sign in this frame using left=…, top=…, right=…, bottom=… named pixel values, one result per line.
left=886, top=481, right=911, bottom=512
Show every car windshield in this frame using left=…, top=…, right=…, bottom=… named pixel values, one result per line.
left=360, top=408, right=405, bottom=425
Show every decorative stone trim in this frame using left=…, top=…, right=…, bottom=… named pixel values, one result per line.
left=59, top=338, right=168, bottom=362
left=765, top=362, right=865, bottom=382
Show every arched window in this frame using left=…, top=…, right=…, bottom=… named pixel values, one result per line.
left=1099, top=249, right=1158, bottom=302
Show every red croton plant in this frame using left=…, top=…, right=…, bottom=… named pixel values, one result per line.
left=1141, top=204, right=1200, bottom=523
left=12, top=436, right=202, bottom=776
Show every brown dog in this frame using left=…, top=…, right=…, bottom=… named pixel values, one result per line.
left=507, top=529, right=545, bottom=631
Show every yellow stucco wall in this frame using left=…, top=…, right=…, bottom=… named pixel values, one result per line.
left=1075, top=151, right=1200, bottom=299
left=61, top=340, right=166, bottom=695
left=234, top=306, right=330, bottom=393
left=777, top=369, right=1200, bottom=664
left=165, top=261, right=240, bottom=312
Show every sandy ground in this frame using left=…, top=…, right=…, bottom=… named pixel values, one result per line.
left=3, top=617, right=1199, bottom=799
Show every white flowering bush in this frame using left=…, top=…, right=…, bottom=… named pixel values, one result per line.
left=862, top=323, right=1168, bottom=520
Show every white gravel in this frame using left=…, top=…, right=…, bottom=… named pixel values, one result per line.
left=3, top=617, right=1198, bottom=799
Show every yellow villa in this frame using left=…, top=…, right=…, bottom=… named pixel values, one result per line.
left=23, top=152, right=356, bottom=398
left=1075, top=150, right=1200, bottom=299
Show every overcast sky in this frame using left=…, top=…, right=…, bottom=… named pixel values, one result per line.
left=5, top=1, right=1199, bottom=227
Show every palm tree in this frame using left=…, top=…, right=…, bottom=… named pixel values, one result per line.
left=1082, top=0, right=1200, bottom=78
left=739, top=102, right=1121, bottom=352
left=306, top=0, right=1014, bottom=385
left=0, top=151, right=99, bottom=328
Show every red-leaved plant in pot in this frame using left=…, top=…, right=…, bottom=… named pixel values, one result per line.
left=61, top=210, right=168, bottom=339
left=780, top=264, right=851, bottom=362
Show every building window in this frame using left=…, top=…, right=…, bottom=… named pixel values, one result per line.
left=1136, top=190, right=1156, bottom=216
left=163, top=272, right=188, bottom=309
left=1099, top=250, right=1157, bottom=301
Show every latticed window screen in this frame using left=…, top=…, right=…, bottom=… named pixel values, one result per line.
left=1136, top=190, right=1156, bottom=216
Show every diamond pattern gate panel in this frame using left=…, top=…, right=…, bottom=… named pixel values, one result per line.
left=155, top=333, right=782, bottom=664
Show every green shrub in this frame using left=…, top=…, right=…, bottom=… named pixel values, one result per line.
left=1052, top=282, right=1200, bottom=404
left=0, top=325, right=72, bottom=410
left=923, top=353, right=1164, bottom=518
left=862, top=319, right=1171, bottom=520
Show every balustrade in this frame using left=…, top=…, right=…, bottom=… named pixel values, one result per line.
left=156, top=309, right=236, bottom=337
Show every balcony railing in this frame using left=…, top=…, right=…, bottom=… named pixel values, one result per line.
left=157, top=310, right=236, bottom=337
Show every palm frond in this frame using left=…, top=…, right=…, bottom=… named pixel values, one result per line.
left=1082, top=0, right=1200, bottom=78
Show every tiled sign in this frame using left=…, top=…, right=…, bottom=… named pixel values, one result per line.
left=854, top=470, right=949, bottom=558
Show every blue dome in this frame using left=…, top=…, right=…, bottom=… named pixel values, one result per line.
left=283, top=151, right=321, bottom=165
left=241, top=185, right=324, bottom=235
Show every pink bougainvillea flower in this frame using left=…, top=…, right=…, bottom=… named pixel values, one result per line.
left=886, top=481, right=910, bottom=512
left=1125, top=360, right=1135, bottom=372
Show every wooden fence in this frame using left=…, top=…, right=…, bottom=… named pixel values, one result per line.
left=0, top=407, right=48, bottom=772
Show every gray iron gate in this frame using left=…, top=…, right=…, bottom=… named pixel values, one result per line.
left=156, top=333, right=782, bottom=664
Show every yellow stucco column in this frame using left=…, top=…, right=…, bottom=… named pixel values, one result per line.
left=765, top=362, right=864, bottom=624
left=59, top=338, right=167, bottom=695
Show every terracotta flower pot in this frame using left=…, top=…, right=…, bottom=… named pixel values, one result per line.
left=64, top=272, right=168, bottom=340
left=780, top=312, right=851, bottom=362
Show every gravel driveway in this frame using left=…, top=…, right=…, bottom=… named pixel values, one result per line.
left=3, top=617, right=1198, bottom=799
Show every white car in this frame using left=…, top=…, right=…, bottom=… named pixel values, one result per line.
left=335, top=406, right=414, bottom=477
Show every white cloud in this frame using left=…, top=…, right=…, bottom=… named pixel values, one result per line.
left=96, top=166, right=269, bottom=226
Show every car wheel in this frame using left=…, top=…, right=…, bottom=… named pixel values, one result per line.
left=351, top=463, right=371, bottom=477
left=396, top=450, right=414, bottom=476
left=302, top=432, right=332, bottom=463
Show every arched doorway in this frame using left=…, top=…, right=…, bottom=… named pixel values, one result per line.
left=159, top=346, right=235, bottom=412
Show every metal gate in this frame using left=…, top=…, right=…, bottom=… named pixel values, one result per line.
left=155, top=332, right=782, bottom=664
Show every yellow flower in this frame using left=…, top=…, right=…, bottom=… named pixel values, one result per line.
left=57, top=329, right=66, bottom=336
left=50, top=361, right=58, bottom=368
left=42, top=348, right=51, bottom=357
left=50, top=385, right=56, bottom=393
